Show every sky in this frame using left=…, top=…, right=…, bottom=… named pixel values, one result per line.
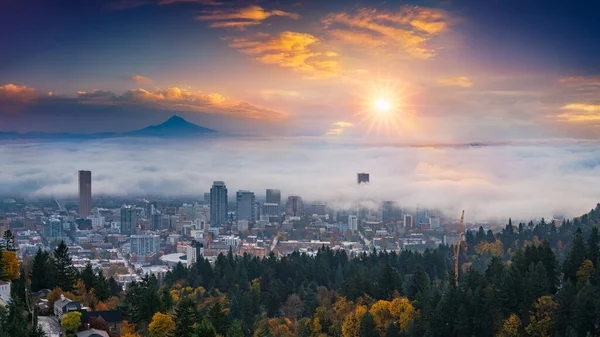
left=1, top=0, right=600, bottom=142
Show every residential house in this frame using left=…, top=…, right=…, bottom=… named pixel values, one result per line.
left=76, top=328, right=110, bottom=337
left=0, top=281, right=10, bottom=306
left=81, top=310, right=123, bottom=335
left=54, top=294, right=82, bottom=320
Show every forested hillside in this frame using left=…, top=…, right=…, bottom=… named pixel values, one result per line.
left=5, top=205, right=600, bottom=337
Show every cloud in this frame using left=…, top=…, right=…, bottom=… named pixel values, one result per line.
left=555, top=103, right=600, bottom=122
left=158, top=0, right=222, bottom=5
left=1, top=138, right=599, bottom=222
left=260, top=89, right=301, bottom=100
left=326, top=121, right=353, bottom=135
left=0, top=84, right=38, bottom=102
left=558, top=75, right=600, bottom=84
left=196, top=5, right=299, bottom=29
left=322, top=6, right=451, bottom=59
left=437, top=76, right=473, bottom=88
left=129, top=75, right=152, bottom=84
left=227, top=31, right=341, bottom=78
left=75, top=87, right=284, bottom=120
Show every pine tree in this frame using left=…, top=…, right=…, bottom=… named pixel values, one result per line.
left=226, top=319, right=244, bottom=337
left=53, top=241, right=76, bottom=291
left=207, top=301, right=229, bottom=335
left=194, top=317, right=216, bottom=337
left=587, top=226, right=599, bottom=268
left=173, top=297, right=198, bottom=337
left=563, top=229, right=587, bottom=283
left=159, top=286, right=173, bottom=313
left=406, top=265, right=429, bottom=300
left=30, top=249, right=54, bottom=292
left=359, top=311, right=379, bottom=337
left=108, top=276, right=122, bottom=296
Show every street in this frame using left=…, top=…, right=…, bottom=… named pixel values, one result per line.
left=38, top=316, right=61, bottom=337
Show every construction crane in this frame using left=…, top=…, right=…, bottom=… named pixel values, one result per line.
left=453, top=210, right=465, bottom=286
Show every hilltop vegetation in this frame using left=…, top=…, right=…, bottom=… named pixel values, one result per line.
left=5, top=205, right=600, bottom=337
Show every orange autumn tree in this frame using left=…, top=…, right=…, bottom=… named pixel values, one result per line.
left=342, top=305, right=367, bottom=337
left=390, top=297, right=415, bottom=331
left=369, top=300, right=393, bottom=335
left=0, top=250, right=19, bottom=280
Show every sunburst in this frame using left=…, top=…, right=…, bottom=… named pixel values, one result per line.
left=354, top=78, right=416, bottom=141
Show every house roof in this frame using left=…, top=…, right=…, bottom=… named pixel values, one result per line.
left=81, top=310, right=123, bottom=323
left=76, top=328, right=109, bottom=337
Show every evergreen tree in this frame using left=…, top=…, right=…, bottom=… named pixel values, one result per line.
left=587, top=226, right=599, bottom=268
left=173, top=297, right=198, bottom=337
left=226, top=319, right=244, bottom=337
left=29, top=248, right=54, bottom=292
left=194, top=317, right=217, bottom=337
left=563, top=229, right=587, bottom=283
left=53, top=241, right=76, bottom=291
left=359, top=311, right=378, bottom=337
left=159, top=286, right=173, bottom=313
left=207, top=301, right=229, bottom=335
left=108, top=276, right=122, bottom=296
left=406, top=265, right=429, bottom=300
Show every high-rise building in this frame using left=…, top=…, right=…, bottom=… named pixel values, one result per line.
left=121, top=206, right=137, bottom=235
left=186, top=240, right=204, bottom=265
left=404, top=214, right=414, bottom=229
left=285, top=196, right=304, bottom=217
left=348, top=215, right=358, bottom=232
left=310, top=202, right=326, bottom=216
left=266, top=189, right=281, bottom=205
left=236, top=190, right=255, bottom=222
left=130, top=234, right=160, bottom=256
left=78, top=170, right=92, bottom=217
left=152, top=213, right=162, bottom=231
left=357, top=173, right=370, bottom=184
left=254, top=201, right=261, bottom=222
left=203, top=192, right=211, bottom=205
left=263, top=203, right=280, bottom=221
left=210, top=181, right=228, bottom=226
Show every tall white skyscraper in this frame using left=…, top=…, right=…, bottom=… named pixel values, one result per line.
left=348, top=215, right=358, bottom=232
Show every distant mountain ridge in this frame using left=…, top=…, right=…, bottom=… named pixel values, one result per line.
left=0, top=115, right=217, bottom=140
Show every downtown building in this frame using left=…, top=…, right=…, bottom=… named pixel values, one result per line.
left=236, top=190, right=256, bottom=222
left=130, top=234, right=160, bottom=256
left=78, top=170, right=92, bottom=217
left=121, top=205, right=137, bottom=235
left=285, top=196, right=304, bottom=217
left=210, top=181, right=228, bottom=226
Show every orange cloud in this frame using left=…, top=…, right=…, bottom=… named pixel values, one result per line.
left=77, top=87, right=285, bottom=120
left=322, top=6, right=451, bottom=59
left=0, top=84, right=38, bottom=102
left=227, top=31, right=340, bottom=79
left=130, top=75, right=152, bottom=84
left=158, top=0, right=222, bottom=5
left=437, top=76, right=473, bottom=88
left=196, top=5, right=299, bottom=29
left=555, top=103, right=600, bottom=122
left=326, top=121, right=353, bottom=135
left=558, top=76, right=600, bottom=84
left=209, top=21, right=261, bottom=29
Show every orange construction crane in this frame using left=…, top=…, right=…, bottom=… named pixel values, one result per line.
left=453, top=210, right=465, bottom=286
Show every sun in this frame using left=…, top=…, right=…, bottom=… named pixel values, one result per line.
left=353, top=78, right=416, bottom=140
left=373, top=98, right=392, bottom=113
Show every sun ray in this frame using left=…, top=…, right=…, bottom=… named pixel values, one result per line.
left=352, top=77, right=417, bottom=142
